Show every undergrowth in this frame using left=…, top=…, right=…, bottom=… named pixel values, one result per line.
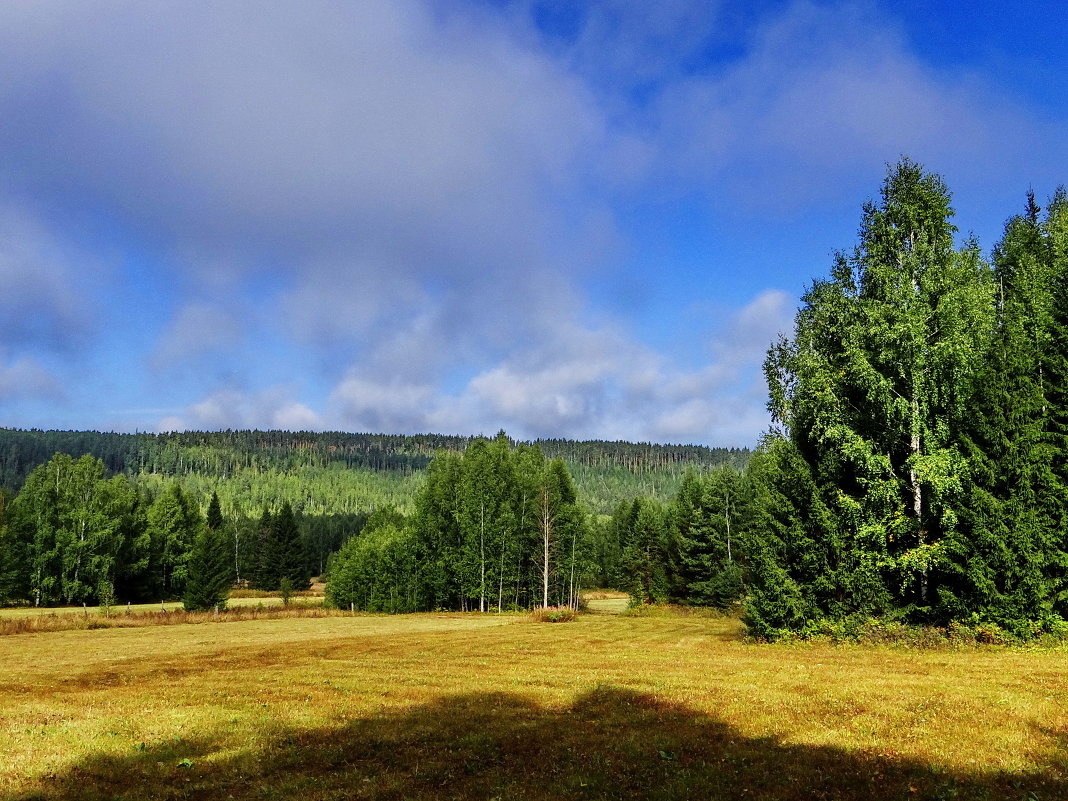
left=623, top=602, right=733, bottom=619
left=531, top=606, right=577, bottom=623
left=752, top=615, right=1068, bottom=649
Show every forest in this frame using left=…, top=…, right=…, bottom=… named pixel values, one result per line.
left=0, top=428, right=747, bottom=612
left=2, top=160, right=1068, bottom=640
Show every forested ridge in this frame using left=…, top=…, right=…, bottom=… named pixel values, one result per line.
left=0, top=428, right=747, bottom=490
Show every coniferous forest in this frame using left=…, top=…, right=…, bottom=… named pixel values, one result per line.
left=2, top=160, right=1068, bottom=639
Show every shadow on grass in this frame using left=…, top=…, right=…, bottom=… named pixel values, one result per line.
left=11, top=687, right=1066, bottom=801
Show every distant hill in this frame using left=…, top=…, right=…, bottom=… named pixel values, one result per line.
left=0, top=428, right=750, bottom=516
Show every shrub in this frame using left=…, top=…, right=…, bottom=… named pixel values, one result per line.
left=531, top=606, right=577, bottom=623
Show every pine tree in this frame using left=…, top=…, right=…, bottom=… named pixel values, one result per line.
left=950, top=191, right=1063, bottom=631
left=272, top=501, right=309, bottom=591
left=183, top=523, right=232, bottom=612
left=250, top=506, right=274, bottom=590
left=0, top=491, right=28, bottom=603
left=206, top=491, right=223, bottom=532
left=669, top=468, right=746, bottom=609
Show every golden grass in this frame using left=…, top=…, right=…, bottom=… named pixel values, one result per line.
left=1, top=613, right=1066, bottom=800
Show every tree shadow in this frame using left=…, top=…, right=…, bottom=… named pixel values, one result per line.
left=10, top=687, right=1065, bottom=800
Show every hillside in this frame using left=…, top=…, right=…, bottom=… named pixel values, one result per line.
left=0, top=428, right=749, bottom=516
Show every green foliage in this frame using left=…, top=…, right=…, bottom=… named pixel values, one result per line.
left=272, top=501, right=310, bottom=591
left=279, top=577, right=293, bottom=607
left=9, top=454, right=142, bottom=606
left=748, top=160, right=1068, bottom=638
left=325, top=523, right=418, bottom=613
left=333, top=436, right=590, bottom=613
left=183, top=522, right=232, bottom=612
left=667, top=468, right=749, bottom=610
left=0, top=491, right=27, bottom=604
left=206, top=491, right=223, bottom=532
left=621, top=498, right=670, bottom=605
left=146, top=483, right=201, bottom=600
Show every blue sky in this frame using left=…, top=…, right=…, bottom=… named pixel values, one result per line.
left=1, top=1, right=1067, bottom=446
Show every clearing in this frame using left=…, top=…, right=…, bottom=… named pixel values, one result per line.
left=1, top=611, right=1066, bottom=800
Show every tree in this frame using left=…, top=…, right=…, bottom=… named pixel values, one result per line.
left=271, top=501, right=310, bottom=591
left=146, top=483, right=201, bottom=600
left=10, top=454, right=140, bottom=606
left=411, top=450, right=463, bottom=610
left=622, top=497, right=669, bottom=605
left=969, top=187, right=1068, bottom=627
left=206, top=491, right=224, bottom=531
left=755, top=159, right=995, bottom=632
left=250, top=506, right=274, bottom=590
left=326, top=523, right=417, bottom=613
left=669, top=468, right=747, bottom=610
left=0, top=490, right=28, bottom=604
left=183, top=523, right=231, bottom=612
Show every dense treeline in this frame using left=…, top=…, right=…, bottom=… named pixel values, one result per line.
left=745, top=160, right=1068, bottom=638
left=584, top=465, right=758, bottom=612
left=327, top=433, right=588, bottom=612
left=0, top=453, right=312, bottom=608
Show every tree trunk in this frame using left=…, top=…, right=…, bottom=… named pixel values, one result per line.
left=541, top=487, right=551, bottom=608
left=479, top=504, right=486, bottom=613
left=910, top=392, right=927, bottom=602
left=568, top=526, right=577, bottom=609
left=497, top=528, right=506, bottom=613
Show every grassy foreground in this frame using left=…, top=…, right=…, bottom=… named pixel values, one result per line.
left=1, top=613, right=1066, bottom=800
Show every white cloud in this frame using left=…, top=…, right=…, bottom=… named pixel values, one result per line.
left=152, top=303, right=244, bottom=368
left=4, top=1, right=1063, bottom=445
left=327, top=375, right=437, bottom=434
left=159, top=387, right=321, bottom=432
left=0, top=352, right=63, bottom=402
left=320, top=289, right=790, bottom=445
left=0, top=206, right=96, bottom=349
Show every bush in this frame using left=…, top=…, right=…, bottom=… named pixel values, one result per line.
left=531, top=606, right=577, bottom=623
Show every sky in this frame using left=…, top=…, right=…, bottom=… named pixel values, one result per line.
left=1, top=1, right=1067, bottom=447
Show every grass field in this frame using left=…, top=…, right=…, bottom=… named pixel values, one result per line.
left=1, top=612, right=1066, bottom=800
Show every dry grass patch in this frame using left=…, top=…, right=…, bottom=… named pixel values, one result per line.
left=1, top=614, right=1066, bottom=800
left=0, top=603, right=337, bottom=636
left=0, top=594, right=321, bottom=622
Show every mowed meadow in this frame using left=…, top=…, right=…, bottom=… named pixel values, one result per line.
left=1, top=608, right=1066, bottom=801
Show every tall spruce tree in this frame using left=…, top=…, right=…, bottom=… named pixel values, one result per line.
left=1041, top=189, right=1068, bottom=618
left=272, top=501, right=309, bottom=591
left=622, top=497, right=669, bottom=605
left=183, top=523, right=232, bottom=611
left=951, top=190, right=1064, bottom=631
left=250, top=506, right=274, bottom=590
